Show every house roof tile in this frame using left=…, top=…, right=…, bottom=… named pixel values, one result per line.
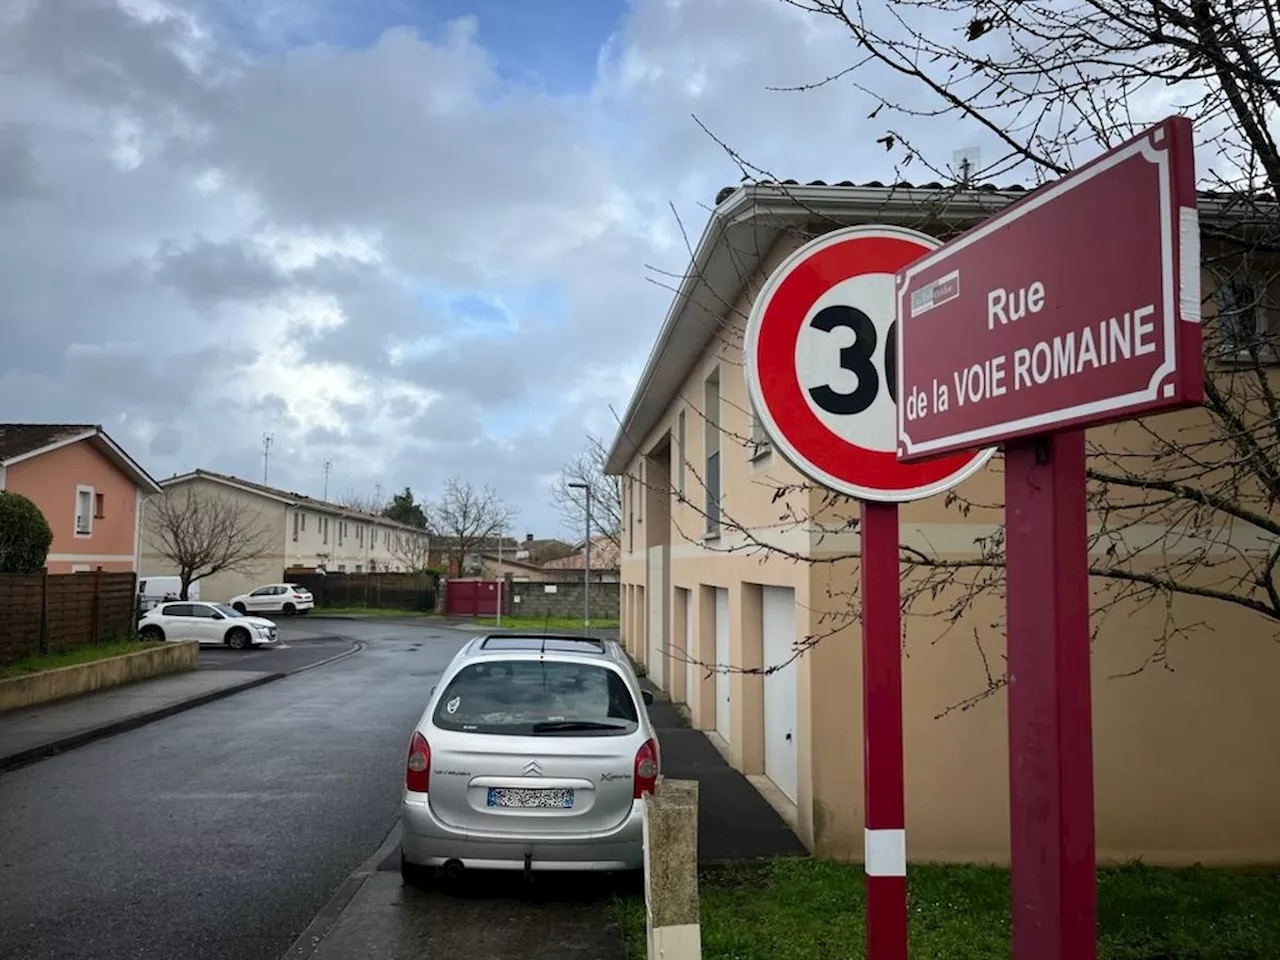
left=0, top=423, right=100, bottom=461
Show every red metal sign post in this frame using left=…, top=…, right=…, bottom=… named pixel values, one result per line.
left=860, top=499, right=906, bottom=960
left=895, top=116, right=1201, bottom=960
left=745, top=226, right=995, bottom=960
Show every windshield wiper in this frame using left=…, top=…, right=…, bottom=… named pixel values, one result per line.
left=531, top=720, right=629, bottom=732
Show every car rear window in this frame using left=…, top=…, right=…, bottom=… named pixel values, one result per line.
left=433, top=660, right=640, bottom=736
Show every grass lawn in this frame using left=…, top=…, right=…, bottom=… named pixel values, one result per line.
left=472, top=616, right=620, bottom=630
left=612, top=858, right=1280, bottom=959
left=0, top=639, right=164, bottom=680
left=312, top=606, right=436, bottom=617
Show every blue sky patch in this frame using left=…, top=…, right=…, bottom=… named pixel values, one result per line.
left=208, top=0, right=628, bottom=93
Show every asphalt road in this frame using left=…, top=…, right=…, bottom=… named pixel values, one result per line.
left=197, top=622, right=360, bottom=675
left=0, top=618, right=470, bottom=960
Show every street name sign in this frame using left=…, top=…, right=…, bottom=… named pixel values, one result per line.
left=745, top=224, right=994, bottom=501
left=895, top=116, right=1203, bottom=461
left=892, top=115, right=1203, bottom=960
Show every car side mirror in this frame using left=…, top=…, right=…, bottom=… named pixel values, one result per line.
left=642, top=690, right=655, bottom=706
left=212, top=612, right=225, bottom=620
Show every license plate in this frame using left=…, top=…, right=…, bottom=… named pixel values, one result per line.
left=487, top=787, right=574, bottom=809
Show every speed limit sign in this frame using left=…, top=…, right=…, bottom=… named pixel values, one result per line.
left=745, top=225, right=994, bottom=502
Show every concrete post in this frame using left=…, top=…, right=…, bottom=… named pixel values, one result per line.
left=643, top=778, right=701, bottom=960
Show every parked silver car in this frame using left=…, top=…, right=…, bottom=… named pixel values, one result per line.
left=400, top=634, right=658, bottom=882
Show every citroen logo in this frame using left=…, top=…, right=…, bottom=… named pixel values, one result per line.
left=523, top=759, right=543, bottom=777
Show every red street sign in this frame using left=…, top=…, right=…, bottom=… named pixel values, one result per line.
left=895, top=116, right=1203, bottom=462
left=745, top=225, right=993, bottom=502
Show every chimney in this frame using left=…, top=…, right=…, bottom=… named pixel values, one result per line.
left=526, top=533, right=534, bottom=542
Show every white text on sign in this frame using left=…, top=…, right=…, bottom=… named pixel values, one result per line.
left=903, top=281, right=1158, bottom=423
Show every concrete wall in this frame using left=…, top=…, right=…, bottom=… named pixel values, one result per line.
left=507, top=579, right=620, bottom=620
left=0, top=639, right=197, bottom=711
left=617, top=227, right=1280, bottom=867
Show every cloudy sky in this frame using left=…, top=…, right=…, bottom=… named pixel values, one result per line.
left=0, top=0, right=1186, bottom=538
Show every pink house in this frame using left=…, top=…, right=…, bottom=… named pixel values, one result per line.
left=0, top=424, right=162, bottom=574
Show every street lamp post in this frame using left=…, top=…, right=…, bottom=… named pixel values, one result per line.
left=568, top=482, right=591, bottom=635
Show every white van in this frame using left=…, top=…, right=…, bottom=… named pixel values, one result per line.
left=137, top=576, right=200, bottom=613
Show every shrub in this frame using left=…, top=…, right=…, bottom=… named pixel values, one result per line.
left=0, top=492, right=54, bottom=573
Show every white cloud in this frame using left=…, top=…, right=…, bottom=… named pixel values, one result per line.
left=0, top=0, right=1107, bottom=536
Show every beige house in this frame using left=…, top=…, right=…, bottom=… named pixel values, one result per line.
left=606, top=181, right=1280, bottom=867
left=140, top=470, right=431, bottom=601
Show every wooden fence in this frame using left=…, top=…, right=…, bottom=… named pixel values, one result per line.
left=283, top=570, right=439, bottom=611
left=0, top=571, right=138, bottom=666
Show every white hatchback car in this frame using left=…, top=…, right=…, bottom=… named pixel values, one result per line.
left=138, top=601, right=279, bottom=649
left=230, top=583, right=315, bottom=616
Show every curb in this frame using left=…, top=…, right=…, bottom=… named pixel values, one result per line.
left=0, top=638, right=365, bottom=775
left=280, top=820, right=403, bottom=960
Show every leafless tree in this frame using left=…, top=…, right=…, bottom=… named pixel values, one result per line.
left=551, top=434, right=622, bottom=550
left=426, top=477, right=518, bottom=577
left=389, top=529, right=434, bottom=573
left=145, top=487, right=277, bottom=600
left=624, top=0, right=1280, bottom=703
left=336, top=489, right=386, bottom=515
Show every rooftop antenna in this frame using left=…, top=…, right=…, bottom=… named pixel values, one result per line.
left=374, top=482, right=382, bottom=507
left=322, top=460, right=333, bottom=501
left=953, top=146, right=981, bottom=187
left=262, top=433, right=274, bottom=484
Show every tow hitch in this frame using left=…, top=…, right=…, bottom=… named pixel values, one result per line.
left=524, top=851, right=533, bottom=882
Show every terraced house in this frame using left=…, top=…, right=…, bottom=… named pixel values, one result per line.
left=607, top=180, right=1280, bottom=866
left=140, top=470, right=431, bottom=601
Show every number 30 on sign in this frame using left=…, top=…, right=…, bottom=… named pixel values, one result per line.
left=744, top=225, right=993, bottom=503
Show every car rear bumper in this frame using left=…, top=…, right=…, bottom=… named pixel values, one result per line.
left=400, top=792, right=644, bottom=871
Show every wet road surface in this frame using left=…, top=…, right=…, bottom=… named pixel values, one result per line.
left=0, top=619, right=469, bottom=960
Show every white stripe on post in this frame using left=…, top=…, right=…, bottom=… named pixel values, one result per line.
left=864, top=828, right=907, bottom=878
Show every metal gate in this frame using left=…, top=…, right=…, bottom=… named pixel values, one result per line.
left=445, top=579, right=500, bottom=616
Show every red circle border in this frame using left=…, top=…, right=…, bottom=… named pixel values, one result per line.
left=754, top=233, right=984, bottom=494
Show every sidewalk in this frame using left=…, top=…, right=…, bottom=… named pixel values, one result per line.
left=0, top=669, right=283, bottom=772
left=644, top=686, right=807, bottom=863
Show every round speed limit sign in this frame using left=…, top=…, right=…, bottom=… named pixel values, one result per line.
left=745, top=225, right=994, bottom=502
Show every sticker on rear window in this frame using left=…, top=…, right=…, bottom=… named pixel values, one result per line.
left=446, top=696, right=461, bottom=714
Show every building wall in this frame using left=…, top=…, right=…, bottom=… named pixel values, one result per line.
left=140, top=478, right=431, bottom=599
left=619, top=228, right=1280, bottom=866
left=4, top=440, right=143, bottom=573
left=285, top=507, right=426, bottom=573
left=139, top=478, right=286, bottom=601
left=481, top=557, right=552, bottom=581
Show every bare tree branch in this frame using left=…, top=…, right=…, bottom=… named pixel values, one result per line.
left=426, top=477, right=518, bottom=577
left=145, top=487, right=277, bottom=599
left=550, top=434, right=622, bottom=550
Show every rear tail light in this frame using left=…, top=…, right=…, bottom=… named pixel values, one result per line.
left=634, top=738, right=659, bottom=799
left=406, top=732, right=431, bottom=793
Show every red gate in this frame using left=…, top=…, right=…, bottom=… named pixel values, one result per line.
left=445, top=579, right=500, bottom=617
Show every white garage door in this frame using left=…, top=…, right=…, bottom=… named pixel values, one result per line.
left=714, top=587, right=730, bottom=742
left=762, top=586, right=798, bottom=802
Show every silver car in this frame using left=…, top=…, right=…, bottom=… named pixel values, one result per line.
left=400, top=634, right=658, bottom=882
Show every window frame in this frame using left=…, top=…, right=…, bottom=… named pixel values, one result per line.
left=74, top=485, right=94, bottom=537
left=703, top=366, right=722, bottom=539
left=676, top=407, right=687, bottom=500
